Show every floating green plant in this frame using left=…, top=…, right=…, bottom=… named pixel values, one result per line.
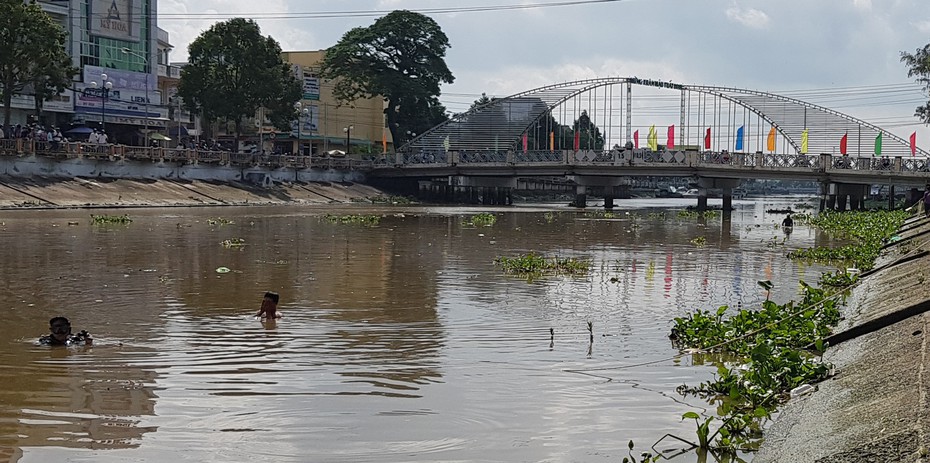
left=463, top=212, right=497, bottom=227
left=323, top=214, right=381, bottom=226
left=788, top=210, right=906, bottom=270
left=221, top=238, right=246, bottom=248
left=677, top=210, right=721, bottom=219
left=207, top=217, right=234, bottom=226
left=91, top=214, right=132, bottom=225
left=690, top=236, right=707, bottom=247
left=494, top=253, right=589, bottom=278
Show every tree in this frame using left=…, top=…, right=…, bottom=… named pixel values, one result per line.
left=0, top=0, right=76, bottom=129
left=901, top=44, right=930, bottom=123
left=178, top=18, right=300, bottom=151
left=572, top=110, right=605, bottom=150
left=320, top=10, right=454, bottom=147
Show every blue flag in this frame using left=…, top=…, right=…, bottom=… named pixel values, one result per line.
left=735, top=126, right=744, bottom=151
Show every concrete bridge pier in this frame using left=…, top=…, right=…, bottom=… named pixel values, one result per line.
left=569, top=176, right=632, bottom=209
left=696, top=178, right=742, bottom=211
left=823, top=183, right=870, bottom=211
left=452, top=176, right=516, bottom=206
left=574, top=185, right=587, bottom=208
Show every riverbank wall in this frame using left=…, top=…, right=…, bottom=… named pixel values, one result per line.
left=754, top=213, right=930, bottom=462
left=0, top=154, right=388, bottom=209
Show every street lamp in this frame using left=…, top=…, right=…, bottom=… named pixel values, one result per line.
left=294, top=102, right=310, bottom=155
left=121, top=48, right=150, bottom=147
left=90, top=74, right=113, bottom=134
left=343, top=125, right=354, bottom=154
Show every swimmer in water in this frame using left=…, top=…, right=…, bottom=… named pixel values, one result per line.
left=38, top=316, right=93, bottom=346
left=255, top=291, right=281, bottom=319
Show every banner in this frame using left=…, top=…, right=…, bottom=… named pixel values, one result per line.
left=800, top=129, right=809, bottom=154
left=875, top=132, right=883, bottom=156
left=667, top=125, right=675, bottom=150
left=573, top=131, right=580, bottom=150
left=704, top=128, right=711, bottom=150
left=292, top=65, right=321, bottom=100
left=647, top=125, right=657, bottom=151
left=633, top=130, right=639, bottom=149
left=735, top=125, right=744, bottom=151
left=549, top=131, right=554, bottom=150
left=840, top=133, right=848, bottom=156
left=382, top=130, right=387, bottom=153
left=911, top=131, right=917, bottom=156
left=766, top=126, right=776, bottom=152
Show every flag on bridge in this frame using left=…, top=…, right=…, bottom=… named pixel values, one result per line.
left=521, top=133, right=528, bottom=151
left=704, top=128, right=711, bottom=150
left=444, top=135, right=451, bottom=152
left=735, top=125, right=744, bottom=151
left=647, top=125, right=658, bottom=151
left=550, top=131, right=555, bottom=150
left=382, top=129, right=387, bottom=153
left=875, top=132, right=883, bottom=156
left=633, top=130, right=639, bottom=149
left=766, top=126, right=776, bottom=152
left=667, top=125, right=675, bottom=149
left=573, top=130, right=580, bottom=150
left=911, top=131, right=917, bottom=156
left=801, top=129, right=809, bottom=154
left=840, top=132, right=848, bottom=155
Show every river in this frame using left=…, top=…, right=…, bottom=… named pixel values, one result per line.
left=0, top=196, right=837, bottom=462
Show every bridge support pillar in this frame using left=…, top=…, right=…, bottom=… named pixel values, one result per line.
left=836, top=195, right=848, bottom=212
left=848, top=192, right=863, bottom=211
left=721, top=187, right=733, bottom=212
left=888, top=185, right=896, bottom=210
left=908, top=188, right=921, bottom=209
left=696, top=190, right=708, bottom=212
left=574, top=185, right=587, bottom=208
left=604, top=196, right=614, bottom=209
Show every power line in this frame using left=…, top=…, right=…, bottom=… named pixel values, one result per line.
left=155, top=0, right=629, bottom=21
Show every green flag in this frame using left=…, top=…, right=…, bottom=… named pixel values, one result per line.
left=875, top=132, right=883, bottom=156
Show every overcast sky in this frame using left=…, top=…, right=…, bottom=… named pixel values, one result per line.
left=158, top=0, right=930, bottom=144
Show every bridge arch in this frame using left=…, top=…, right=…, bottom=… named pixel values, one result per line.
left=401, top=77, right=927, bottom=158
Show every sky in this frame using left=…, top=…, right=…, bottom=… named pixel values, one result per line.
left=156, top=0, right=930, bottom=145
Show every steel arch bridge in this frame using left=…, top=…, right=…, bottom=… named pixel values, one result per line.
left=400, top=77, right=927, bottom=158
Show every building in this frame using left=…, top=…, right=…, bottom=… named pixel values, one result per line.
left=8, top=0, right=172, bottom=144
left=272, top=50, right=394, bottom=156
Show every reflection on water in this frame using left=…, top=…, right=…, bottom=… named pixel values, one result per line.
left=0, top=197, right=832, bottom=462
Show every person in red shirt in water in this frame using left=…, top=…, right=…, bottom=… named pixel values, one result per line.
left=255, top=292, right=281, bottom=319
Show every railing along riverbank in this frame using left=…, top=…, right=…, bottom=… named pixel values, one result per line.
left=0, top=138, right=374, bottom=171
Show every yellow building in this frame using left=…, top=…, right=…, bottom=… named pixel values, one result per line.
left=273, top=50, right=394, bottom=156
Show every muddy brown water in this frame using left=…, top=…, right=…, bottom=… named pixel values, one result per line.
left=0, top=197, right=835, bottom=462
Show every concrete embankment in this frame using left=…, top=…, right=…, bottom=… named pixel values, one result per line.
left=754, top=214, right=930, bottom=462
left=0, top=175, right=389, bottom=209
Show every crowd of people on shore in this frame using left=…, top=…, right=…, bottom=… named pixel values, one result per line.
left=1, top=123, right=69, bottom=148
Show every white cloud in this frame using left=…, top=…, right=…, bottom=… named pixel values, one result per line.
left=852, top=0, right=872, bottom=11
left=725, top=5, right=770, bottom=29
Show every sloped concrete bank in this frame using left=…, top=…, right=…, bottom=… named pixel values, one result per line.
left=0, top=155, right=390, bottom=209
left=754, top=214, right=930, bottom=462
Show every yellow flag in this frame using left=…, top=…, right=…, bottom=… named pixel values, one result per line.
left=549, top=131, right=554, bottom=150
left=647, top=125, right=658, bottom=151
left=767, top=126, right=776, bottom=152
left=800, top=129, right=809, bottom=154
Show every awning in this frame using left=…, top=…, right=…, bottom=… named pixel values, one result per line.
left=65, top=126, right=94, bottom=135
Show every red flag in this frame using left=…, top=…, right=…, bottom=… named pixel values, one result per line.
left=573, top=131, right=580, bottom=150
left=633, top=130, right=639, bottom=149
left=522, top=133, right=528, bottom=151
left=704, top=128, right=711, bottom=150
left=911, top=131, right=917, bottom=156
left=840, top=132, right=848, bottom=156
left=667, top=125, right=675, bottom=149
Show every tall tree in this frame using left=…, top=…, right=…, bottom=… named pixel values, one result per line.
left=572, top=110, right=605, bottom=150
left=178, top=18, right=300, bottom=151
left=320, top=10, right=454, bottom=147
left=0, top=0, right=75, bottom=129
left=901, top=44, right=930, bottom=123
